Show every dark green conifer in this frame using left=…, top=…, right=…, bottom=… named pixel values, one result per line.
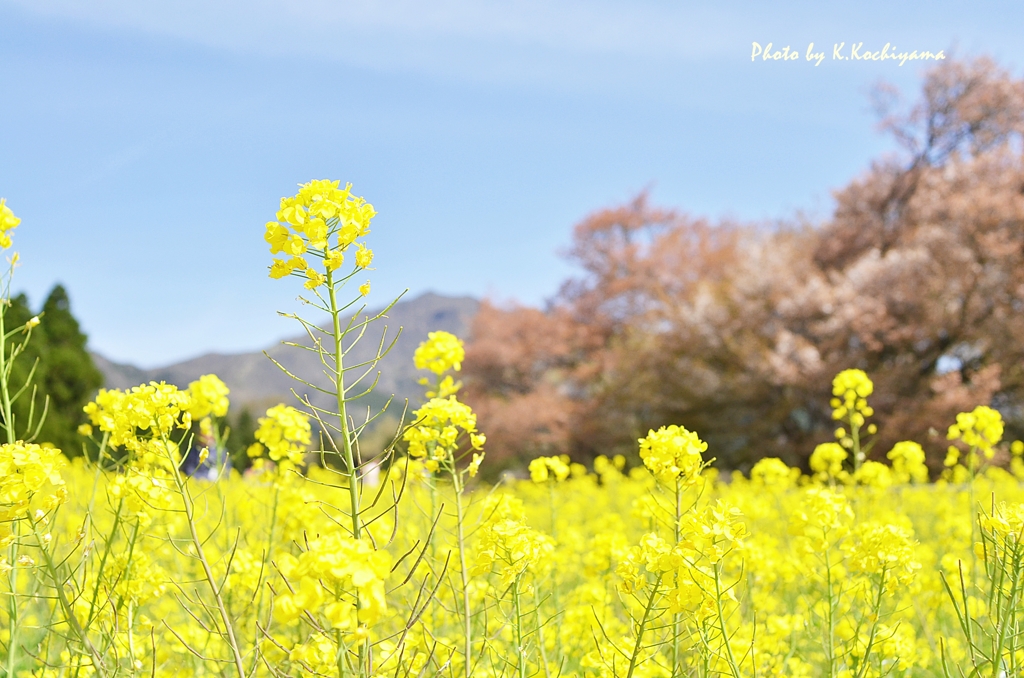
left=1, top=285, right=102, bottom=455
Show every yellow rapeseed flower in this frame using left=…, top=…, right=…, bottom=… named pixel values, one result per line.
left=252, top=404, right=311, bottom=472
left=810, top=442, right=847, bottom=481
left=0, top=198, right=21, bottom=249
left=0, top=442, right=67, bottom=520
left=186, top=374, right=230, bottom=419
left=324, top=249, right=344, bottom=271
left=413, top=331, right=465, bottom=375
left=852, top=460, right=893, bottom=489
left=265, top=179, right=375, bottom=281
left=887, top=440, right=929, bottom=484
left=468, top=452, right=485, bottom=477
left=471, top=518, right=553, bottom=587
left=355, top=243, right=374, bottom=268
left=750, top=457, right=797, bottom=488
left=831, top=368, right=874, bottom=424
left=403, top=395, right=479, bottom=467
left=637, top=424, right=707, bottom=485
left=304, top=267, right=326, bottom=290
left=843, top=521, right=921, bottom=592
left=83, top=382, right=193, bottom=451
left=947, top=404, right=1004, bottom=459
left=529, top=456, right=571, bottom=483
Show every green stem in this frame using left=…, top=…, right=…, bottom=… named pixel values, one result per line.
left=260, top=484, right=280, bottom=604
left=170, top=450, right=247, bottom=678
left=102, top=520, right=142, bottom=654
left=713, top=562, right=742, bottom=678
left=326, top=271, right=361, bottom=539
left=853, top=567, right=888, bottom=678
left=0, top=290, right=16, bottom=444
left=250, top=483, right=281, bottom=678
left=625, top=574, right=663, bottom=678
left=991, top=542, right=1022, bottom=678
left=426, top=467, right=439, bottom=636
left=451, top=467, right=473, bottom=678
left=512, top=577, right=528, bottom=678
left=533, top=587, right=551, bottom=678
left=30, top=518, right=107, bottom=676
left=1, top=264, right=32, bottom=677
left=326, top=271, right=367, bottom=676
left=850, top=417, right=862, bottom=474
left=84, top=498, right=124, bottom=631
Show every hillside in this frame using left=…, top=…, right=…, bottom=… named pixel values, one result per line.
left=91, top=292, right=480, bottom=417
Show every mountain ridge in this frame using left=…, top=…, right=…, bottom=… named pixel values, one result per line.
left=90, top=292, right=480, bottom=415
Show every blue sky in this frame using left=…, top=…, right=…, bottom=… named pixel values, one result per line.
left=1, top=1, right=1022, bottom=367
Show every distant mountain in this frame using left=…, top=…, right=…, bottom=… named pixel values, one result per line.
left=90, top=292, right=480, bottom=417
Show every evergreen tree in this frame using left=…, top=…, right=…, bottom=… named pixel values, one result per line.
left=1, top=285, right=102, bottom=455
left=37, top=285, right=102, bottom=455
left=228, top=407, right=258, bottom=472
left=2, top=293, right=45, bottom=442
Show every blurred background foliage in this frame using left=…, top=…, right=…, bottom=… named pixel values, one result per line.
left=461, top=57, right=1024, bottom=475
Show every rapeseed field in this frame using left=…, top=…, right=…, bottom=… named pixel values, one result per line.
left=1, top=185, right=1022, bottom=677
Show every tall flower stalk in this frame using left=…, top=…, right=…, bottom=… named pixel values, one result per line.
left=405, top=332, right=487, bottom=677
left=262, top=180, right=410, bottom=676
left=263, top=180, right=400, bottom=537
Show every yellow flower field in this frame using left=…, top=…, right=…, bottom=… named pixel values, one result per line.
left=1, top=185, right=1023, bottom=677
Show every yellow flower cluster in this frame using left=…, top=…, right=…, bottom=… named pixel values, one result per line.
left=0, top=198, right=20, bottom=249
left=264, top=179, right=376, bottom=286
left=420, top=375, right=458, bottom=399
left=680, top=500, right=747, bottom=564
left=750, top=457, right=799, bottom=488
left=809, top=442, right=848, bottom=480
left=637, top=424, right=708, bottom=485
left=830, top=368, right=874, bottom=425
left=247, top=404, right=311, bottom=471
left=74, top=550, right=167, bottom=629
left=106, top=465, right=177, bottom=521
left=617, top=503, right=747, bottom=626
left=413, top=330, right=465, bottom=375
left=274, top=530, right=392, bottom=630
left=842, top=521, right=921, bottom=592
left=80, top=382, right=197, bottom=527
left=471, top=518, right=553, bottom=587
left=616, top=532, right=675, bottom=594
left=185, top=374, right=230, bottom=419
left=0, top=442, right=67, bottom=520
left=887, top=440, right=929, bottom=483
left=287, top=633, right=341, bottom=675
left=790, top=487, right=853, bottom=548
left=528, top=455, right=570, bottom=483
left=979, top=501, right=1024, bottom=546
left=947, top=404, right=1004, bottom=459
left=83, top=382, right=192, bottom=450
left=852, top=459, right=893, bottom=488
left=403, top=396, right=484, bottom=472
